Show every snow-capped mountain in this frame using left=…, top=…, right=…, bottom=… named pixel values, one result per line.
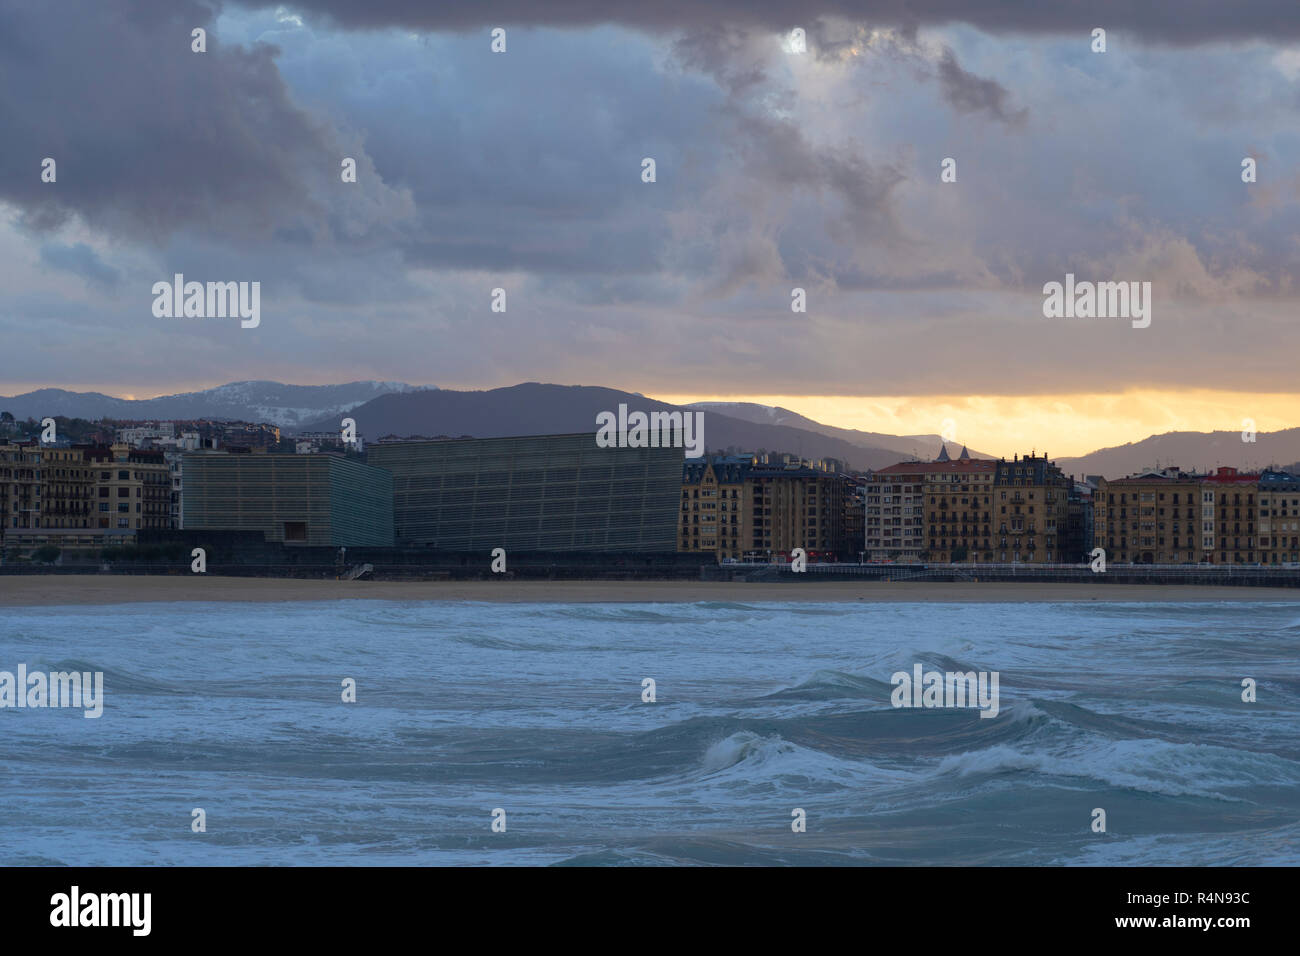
left=0, top=381, right=430, bottom=431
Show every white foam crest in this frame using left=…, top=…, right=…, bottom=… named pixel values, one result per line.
left=934, top=737, right=1300, bottom=799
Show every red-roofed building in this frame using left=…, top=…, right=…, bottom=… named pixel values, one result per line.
left=864, top=446, right=1005, bottom=562
left=925, top=456, right=998, bottom=562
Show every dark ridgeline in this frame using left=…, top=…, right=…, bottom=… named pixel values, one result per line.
left=300, top=383, right=910, bottom=472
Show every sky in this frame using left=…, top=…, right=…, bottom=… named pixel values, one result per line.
left=1, top=0, right=1298, bottom=457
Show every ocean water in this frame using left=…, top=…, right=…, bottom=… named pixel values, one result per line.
left=1, top=598, right=1297, bottom=866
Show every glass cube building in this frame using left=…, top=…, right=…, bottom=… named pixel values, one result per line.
left=182, top=453, right=394, bottom=546
left=368, top=433, right=680, bottom=551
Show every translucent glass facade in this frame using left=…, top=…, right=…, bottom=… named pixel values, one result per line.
left=182, top=453, right=394, bottom=546
left=368, top=433, right=680, bottom=551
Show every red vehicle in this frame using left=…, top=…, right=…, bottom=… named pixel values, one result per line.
left=774, top=549, right=837, bottom=564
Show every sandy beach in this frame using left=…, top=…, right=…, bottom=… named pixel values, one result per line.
left=0, top=575, right=1297, bottom=607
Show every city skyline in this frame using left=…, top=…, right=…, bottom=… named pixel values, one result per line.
left=4, top=0, right=1299, bottom=890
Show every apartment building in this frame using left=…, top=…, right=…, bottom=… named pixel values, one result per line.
left=1203, top=466, right=1260, bottom=564
left=681, top=455, right=857, bottom=561
left=0, top=440, right=172, bottom=555
left=845, top=480, right=866, bottom=558
left=0, top=440, right=41, bottom=537
left=1093, top=469, right=1205, bottom=564
left=1065, top=478, right=1099, bottom=563
left=924, top=452, right=997, bottom=563
left=680, top=455, right=750, bottom=558
left=36, top=446, right=96, bottom=531
left=749, top=462, right=852, bottom=560
left=1258, top=470, right=1300, bottom=564
left=83, top=444, right=172, bottom=534
left=991, top=453, right=1070, bottom=563
left=864, top=461, right=927, bottom=562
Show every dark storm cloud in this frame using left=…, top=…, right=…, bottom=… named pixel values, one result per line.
left=0, top=0, right=1020, bottom=285
left=935, top=48, right=1026, bottom=126
left=0, top=0, right=342, bottom=243
left=4, top=0, right=1300, bottom=400
left=670, top=25, right=771, bottom=94
left=248, top=0, right=1300, bottom=44
left=727, top=110, right=907, bottom=249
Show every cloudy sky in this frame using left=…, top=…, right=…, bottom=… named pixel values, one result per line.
left=2, top=0, right=1298, bottom=456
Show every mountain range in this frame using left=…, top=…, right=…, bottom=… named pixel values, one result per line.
left=298, top=384, right=928, bottom=471
left=3, top=380, right=1297, bottom=477
left=0, top=381, right=421, bottom=430
left=1054, top=430, right=1300, bottom=479
left=682, top=401, right=982, bottom=461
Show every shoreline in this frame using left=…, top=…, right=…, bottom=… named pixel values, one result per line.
left=1, top=575, right=1298, bottom=607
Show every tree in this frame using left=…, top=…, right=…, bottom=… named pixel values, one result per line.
left=952, top=545, right=969, bottom=562
left=32, top=545, right=60, bottom=565
left=0, top=411, right=13, bottom=423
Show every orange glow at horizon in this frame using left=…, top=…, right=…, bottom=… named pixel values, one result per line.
left=650, top=390, right=1300, bottom=459
left=6, top=383, right=1297, bottom=461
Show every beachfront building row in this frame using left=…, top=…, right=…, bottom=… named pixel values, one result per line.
left=1094, top=466, right=1300, bottom=565
left=8, top=427, right=1300, bottom=567
left=0, top=439, right=171, bottom=554
left=2, top=433, right=681, bottom=556
left=679, top=455, right=856, bottom=561
left=862, top=448, right=1300, bottom=566
left=864, top=447, right=1073, bottom=564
